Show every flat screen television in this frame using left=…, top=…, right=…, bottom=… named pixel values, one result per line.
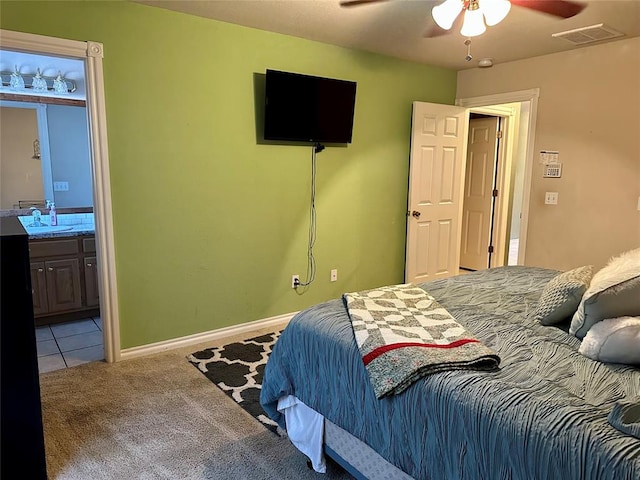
left=263, top=69, right=357, bottom=144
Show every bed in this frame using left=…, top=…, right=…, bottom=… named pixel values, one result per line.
left=260, top=266, right=640, bottom=480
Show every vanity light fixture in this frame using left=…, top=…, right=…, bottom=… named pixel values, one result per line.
left=432, top=0, right=511, bottom=37
left=32, top=68, right=48, bottom=93
left=0, top=67, right=76, bottom=94
left=52, top=72, right=68, bottom=94
left=9, top=65, right=25, bottom=90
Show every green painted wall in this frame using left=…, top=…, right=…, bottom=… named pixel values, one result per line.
left=1, top=1, right=457, bottom=349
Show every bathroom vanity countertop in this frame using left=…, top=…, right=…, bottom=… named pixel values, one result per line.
left=18, top=214, right=95, bottom=239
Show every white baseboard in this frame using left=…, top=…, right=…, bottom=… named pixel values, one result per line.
left=119, top=311, right=297, bottom=361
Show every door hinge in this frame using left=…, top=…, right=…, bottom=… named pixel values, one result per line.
left=488, top=245, right=494, bottom=254
left=496, top=131, right=503, bottom=139
left=492, top=189, right=499, bottom=197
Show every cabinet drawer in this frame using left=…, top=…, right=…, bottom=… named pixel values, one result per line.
left=82, top=237, right=96, bottom=253
left=30, top=239, right=79, bottom=258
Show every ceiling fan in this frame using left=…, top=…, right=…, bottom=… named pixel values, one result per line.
left=340, top=0, right=587, bottom=38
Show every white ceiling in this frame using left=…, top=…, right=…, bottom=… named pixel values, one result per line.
left=135, top=0, right=640, bottom=70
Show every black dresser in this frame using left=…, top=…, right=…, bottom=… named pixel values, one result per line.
left=1, top=216, right=47, bottom=479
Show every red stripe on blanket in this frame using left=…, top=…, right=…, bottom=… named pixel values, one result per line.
left=362, top=339, right=480, bottom=366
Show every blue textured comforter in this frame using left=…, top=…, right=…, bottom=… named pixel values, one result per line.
left=260, top=266, right=640, bottom=480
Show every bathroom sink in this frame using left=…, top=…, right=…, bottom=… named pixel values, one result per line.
left=17, top=215, right=95, bottom=237
left=26, top=225, right=74, bottom=233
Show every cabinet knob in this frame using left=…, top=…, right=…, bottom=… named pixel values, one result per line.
left=47, top=267, right=54, bottom=272
left=38, top=268, right=44, bottom=273
left=87, top=263, right=93, bottom=267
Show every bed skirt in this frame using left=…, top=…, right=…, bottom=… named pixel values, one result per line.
left=324, top=419, right=413, bottom=480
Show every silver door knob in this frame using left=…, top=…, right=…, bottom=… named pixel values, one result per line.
left=38, top=268, right=44, bottom=273
left=412, top=210, right=421, bottom=218
left=87, top=263, right=93, bottom=267
left=47, top=267, right=54, bottom=272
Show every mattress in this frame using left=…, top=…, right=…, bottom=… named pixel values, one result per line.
left=261, top=266, right=640, bottom=479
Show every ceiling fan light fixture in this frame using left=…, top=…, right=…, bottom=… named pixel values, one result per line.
left=432, top=0, right=464, bottom=30
left=460, top=4, right=486, bottom=37
left=482, top=0, right=511, bottom=27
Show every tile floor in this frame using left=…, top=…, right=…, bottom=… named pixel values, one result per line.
left=36, top=317, right=104, bottom=373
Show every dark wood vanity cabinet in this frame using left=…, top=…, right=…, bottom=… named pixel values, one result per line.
left=31, top=258, right=83, bottom=314
left=83, top=237, right=100, bottom=307
left=29, top=235, right=99, bottom=325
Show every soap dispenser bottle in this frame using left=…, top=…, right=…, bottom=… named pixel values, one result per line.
left=49, top=202, right=57, bottom=226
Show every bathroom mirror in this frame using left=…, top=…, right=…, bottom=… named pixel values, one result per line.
left=0, top=100, right=93, bottom=210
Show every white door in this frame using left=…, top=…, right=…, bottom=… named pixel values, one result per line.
left=405, top=102, right=468, bottom=283
left=459, top=117, right=499, bottom=271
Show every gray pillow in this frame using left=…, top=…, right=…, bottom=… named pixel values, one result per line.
left=570, top=248, right=640, bottom=339
left=529, top=265, right=593, bottom=325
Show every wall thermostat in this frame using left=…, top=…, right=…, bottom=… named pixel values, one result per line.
left=543, top=163, right=562, bottom=178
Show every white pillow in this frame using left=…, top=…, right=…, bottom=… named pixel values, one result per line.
left=579, top=316, right=640, bottom=365
left=570, top=248, right=640, bottom=339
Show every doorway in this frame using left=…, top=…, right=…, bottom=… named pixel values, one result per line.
left=459, top=91, right=538, bottom=269
left=1, top=100, right=104, bottom=371
left=405, top=89, right=538, bottom=283
left=459, top=114, right=501, bottom=271
left=0, top=29, right=121, bottom=362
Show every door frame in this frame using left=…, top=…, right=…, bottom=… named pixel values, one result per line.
left=457, top=89, right=540, bottom=266
left=1, top=29, right=121, bottom=362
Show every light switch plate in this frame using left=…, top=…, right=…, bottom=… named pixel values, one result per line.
left=545, top=192, right=558, bottom=205
left=54, top=181, right=69, bottom=191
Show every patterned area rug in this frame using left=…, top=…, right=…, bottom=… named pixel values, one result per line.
left=188, top=331, right=281, bottom=434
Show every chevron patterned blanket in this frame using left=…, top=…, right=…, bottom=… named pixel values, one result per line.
left=344, top=283, right=500, bottom=398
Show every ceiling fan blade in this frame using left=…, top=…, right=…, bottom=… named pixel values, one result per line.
left=424, top=12, right=463, bottom=38
left=510, top=0, right=586, bottom=19
left=339, top=0, right=390, bottom=7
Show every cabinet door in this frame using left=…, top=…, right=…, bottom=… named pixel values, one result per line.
left=84, top=256, right=99, bottom=307
left=45, top=259, right=82, bottom=313
left=30, top=262, right=49, bottom=316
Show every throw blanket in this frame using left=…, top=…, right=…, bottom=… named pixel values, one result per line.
left=344, top=283, right=500, bottom=398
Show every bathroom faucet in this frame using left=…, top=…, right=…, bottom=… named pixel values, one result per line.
left=30, top=206, right=46, bottom=227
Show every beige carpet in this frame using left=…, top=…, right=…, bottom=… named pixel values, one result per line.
left=39, top=324, right=353, bottom=479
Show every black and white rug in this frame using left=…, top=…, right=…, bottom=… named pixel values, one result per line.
left=187, top=331, right=281, bottom=434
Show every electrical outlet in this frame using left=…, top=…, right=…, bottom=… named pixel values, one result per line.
left=291, top=274, right=300, bottom=289
left=330, top=269, right=337, bottom=282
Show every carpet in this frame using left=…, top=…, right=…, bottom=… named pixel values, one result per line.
left=38, top=328, right=353, bottom=479
left=188, top=331, right=282, bottom=434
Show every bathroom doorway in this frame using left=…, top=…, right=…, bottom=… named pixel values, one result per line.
left=1, top=29, right=121, bottom=363
left=1, top=100, right=103, bottom=372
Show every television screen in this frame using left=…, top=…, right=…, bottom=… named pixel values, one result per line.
left=264, top=69, right=357, bottom=144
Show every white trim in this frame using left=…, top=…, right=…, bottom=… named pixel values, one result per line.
left=1, top=29, right=121, bottom=362
left=456, top=89, right=540, bottom=109
left=120, top=311, right=297, bottom=361
left=456, top=89, right=540, bottom=266
left=83, top=39, right=120, bottom=363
